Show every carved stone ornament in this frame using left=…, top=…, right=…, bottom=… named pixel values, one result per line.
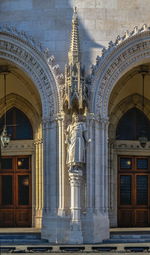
left=65, top=113, right=87, bottom=172
left=0, top=25, right=63, bottom=117
left=91, top=24, right=149, bottom=73
left=63, top=8, right=88, bottom=113
left=91, top=26, right=150, bottom=119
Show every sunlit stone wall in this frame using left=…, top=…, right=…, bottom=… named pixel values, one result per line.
left=0, top=0, right=149, bottom=71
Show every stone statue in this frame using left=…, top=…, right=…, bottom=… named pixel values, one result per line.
left=65, top=113, right=90, bottom=171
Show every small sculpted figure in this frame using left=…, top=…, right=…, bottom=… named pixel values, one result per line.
left=66, top=113, right=90, bottom=171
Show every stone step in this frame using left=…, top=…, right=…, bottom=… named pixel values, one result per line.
left=104, top=238, right=150, bottom=243
left=1, top=244, right=150, bottom=254
left=110, top=230, right=150, bottom=242
left=110, top=234, right=150, bottom=239
left=0, top=233, right=41, bottom=239
left=0, top=232, right=48, bottom=245
left=105, top=231, right=150, bottom=243
left=0, top=239, right=48, bottom=245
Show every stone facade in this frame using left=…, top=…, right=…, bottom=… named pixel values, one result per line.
left=1, top=0, right=150, bottom=244
left=1, top=0, right=150, bottom=71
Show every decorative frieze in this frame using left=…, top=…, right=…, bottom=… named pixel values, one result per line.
left=0, top=24, right=43, bottom=51
left=92, top=24, right=150, bottom=76
left=0, top=24, right=64, bottom=86
left=93, top=32, right=150, bottom=118
left=0, top=30, right=61, bottom=117
left=2, top=140, right=34, bottom=152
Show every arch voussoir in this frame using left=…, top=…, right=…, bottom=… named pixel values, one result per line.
left=92, top=30, right=150, bottom=118
left=0, top=30, right=59, bottom=118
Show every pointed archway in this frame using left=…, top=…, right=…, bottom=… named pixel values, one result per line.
left=0, top=27, right=60, bottom=232
left=87, top=26, right=150, bottom=239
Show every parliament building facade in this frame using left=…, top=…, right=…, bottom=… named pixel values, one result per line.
left=1, top=0, right=150, bottom=244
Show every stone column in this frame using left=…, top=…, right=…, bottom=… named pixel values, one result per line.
left=69, top=169, right=83, bottom=243
left=34, top=138, right=43, bottom=228
left=95, top=117, right=101, bottom=211
left=101, top=117, right=109, bottom=213
left=108, top=139, right=114, bottom=211
left=108, top=138, right=116, bottom=226
left=57, top=112, right=66, bottom=215
left=41, top=117, right=58, bottom=242
left=93, top=115, right=109, bottom=213
left=91, top=115, right=109, bottom=243
left=86, top=113, right=95, bottom=211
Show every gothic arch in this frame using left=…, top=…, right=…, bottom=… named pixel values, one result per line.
left=109, top=94, right=150, bottom=139
left=92, top=27, right=150, bottom=118
left=0, top=26, right=61, bottom=117
left=0, top=93, right=40, bottom=135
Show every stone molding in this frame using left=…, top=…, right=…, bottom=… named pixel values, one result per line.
left=42, top=113, right=64, bottom=128
left=34, top=138, right=43, bottom=145
left=0, top=24, right=44, bottom=53
left=0, top=25, right=64, bottom=83
left=92, top=28, right=150, bottom=118
left=69, top=171, right=83, bottom=186
left=114, top=140, right=150, bottom=150
left=91, top=24, right=149, bottom=75
left=0, top=26, right=61, bottom=117
left=2, top=140, right=34, bottom=153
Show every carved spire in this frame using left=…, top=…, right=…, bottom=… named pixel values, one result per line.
left=68, top=7, right=80, bottom=65
left=63, top=7, right=87, bottom=113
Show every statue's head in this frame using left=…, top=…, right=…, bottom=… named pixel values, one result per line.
left=72, top=112, right=79, bottom=123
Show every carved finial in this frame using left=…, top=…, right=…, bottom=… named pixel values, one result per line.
left=63, top=8, right=88, bottom=113
left=68, top=6, right=80, bottom=65
left=73, top=7, right=77, bottom=20
left=142, top=24, right=148, bottom=31
left=124, top=30, right=130, bottom=39
left=108, top=41, right=114, bottom=48
left=133, top=26, right=139, bottom=34
left=101, top=47, right=107, bottom=56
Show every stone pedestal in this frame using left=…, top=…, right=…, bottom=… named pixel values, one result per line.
left=69, top=169, right=83, bottom=244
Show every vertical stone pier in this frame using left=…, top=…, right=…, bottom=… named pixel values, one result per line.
left=69, top=169, right=83, bottom=243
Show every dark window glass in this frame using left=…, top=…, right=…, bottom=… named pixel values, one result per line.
left=120, top=175, right=131, bottom=205
left=116, top=108, right=150, bottom=140
left=1, top=175, right=13, bottom=205
left=136, top=175, right=148, bottom=205
left=120, top=158, right=132, bottom=169
left=18, top=175, right=29, bottom=205
left=0, top=107, right=33, bottom=140
left=17, top=158, right=29, bottom=169
left=1, top=158, right=12, bottom=169
left=137, top=158, right=148, bottom=169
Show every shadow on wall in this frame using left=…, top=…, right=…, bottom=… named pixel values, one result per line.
left=67, top=0, right=104, bottom=72
left=0, top=0, right=104, bottom=72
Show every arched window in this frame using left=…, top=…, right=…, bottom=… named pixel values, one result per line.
left=116, top=107, right=150, bottom=140
left=0, top=107, right=33, bottom=140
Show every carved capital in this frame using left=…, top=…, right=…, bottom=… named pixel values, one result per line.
left=100, top=117, right=109, bottom=125
left=55, top=112, right=65, bottom=122
left=34, top=138, right=43, bottom=145
left=42, top=116, right=56, bottom=129
left=69, top=170, right=83, bottom=186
